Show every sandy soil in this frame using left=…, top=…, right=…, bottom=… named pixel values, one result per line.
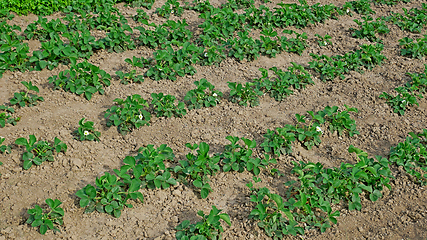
left=0, top=0, right=427, bottom=239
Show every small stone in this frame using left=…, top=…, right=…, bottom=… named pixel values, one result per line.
left=172, top=189, right=181, bottom=197
left=71, top=158, right=83, bottom=168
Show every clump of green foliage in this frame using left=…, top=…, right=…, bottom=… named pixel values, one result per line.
left=15, top=135, right=67, bottom=169
left=399, top=35, right=427, bottom=59
left=174, top=142, right=220, bottom=199
left=104, top=94, right=151, bottom=135
left=175, top=205, right=231, bottom=239
left=76, top=172, right=144, bottom=218
left=75, top=118, right=101, bottom=141
left=151, top=93, right=187, bottom=118
left=253, top=63, right=314, bottom=102
left=49, top=61, right=111, bottom=100
left=309, top=44, right=386, bottom=81
left=27, top=199, right=64, bottom=235
left=379, top=64, right=427, bottom=115
left=384, top=4, right=427, bottom=33
left=350, top=15, right=390, bottom=42
left=261, top=105, right=359, bottom=157
left=0, top=105, right=19, bottom=128
left=10, top=81, right=44, bottom=108
left=184, top=78, right=223, bottom=110
left=389, top=130, right=427, bottom=185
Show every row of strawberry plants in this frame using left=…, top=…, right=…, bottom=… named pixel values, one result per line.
left=1, top=0, right=419, bottom=82
left=18, top=126, right=427, bottom=237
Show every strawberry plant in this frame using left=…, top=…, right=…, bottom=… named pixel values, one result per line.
left=260, top=127, right=295, bottom=158
left=254, top=64, right=314, bottom=102
left=389, top=130, right=427, bottom=185
left=248, top=145, right=392, bottom=237
left=24, top=16, right=66, bottom=42
left=128, top=0, right=155, bottom=9
left=342, top=0, right=375, bottom=15
left=280, top=30, right=308, bottom=55
left=150, top=93, right=187, bottom=118
left=10, top=81, right=44, bottom=108
left=0, top=105, right=19, bottom=128
left=133, top=9, right=149, bottom=22
left=30, top=39, right=78, bottom=70
left=98, top=24, right=135, bottom=53
left=124, top=56, right=154, bottom=69
left=315, top=34, right=332, bottom=47
left=15, top=135, right=67, bottom=170
left=228, top=82, right=263, bottom=107
left=227, top=31, right=260, bottom=61
left=0, top=136, right=11, bottom=154
left=219, top=136, right=276, bottom=175
left=104, top=94, right=151, bottom=135
left=221, top=0, right=253, bottom=10
left=379, top=86, right=420, bottom=115
left=49, top=61, right=111, bottom=100
left=175, top=205, right=231, bottom=240
left=113, top=144, right=177, bottom=190
left=75, top=118, right=101, bottom=141
left=184, top=0, right=214, bottom=13
left=257, top=28, right=282, bottom=58
left=76, top=172, right=144, bottom=218
left=0, top=34, right=31, bottom=75
left=174, top=142, right=220, bottom=199
left=351, top=15, right=390, bottom=42
left=135, top=24, right=170, bottom=49
left=116, top=70, right=145, bottom=85
left=26, top=199, right=64, bottom=235
left=372, top=0, right=410, bottom=5
left=399, top=35, right=427, bottom=59
left=155, top=0, right=184, bottom=18
left=146, top=43, right=201, bottom=81
left=318, top=105, right=359, bottom=137
left=247, top=182, right=305, bottom=237
left=184, top=78, right=223, bottom=110
left=63, top=29, right=97, bottom=59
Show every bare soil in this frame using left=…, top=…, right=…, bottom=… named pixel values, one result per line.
left=1, top=0, right=427, bottom=239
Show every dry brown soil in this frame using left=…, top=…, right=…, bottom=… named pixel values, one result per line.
left=1, top=0, right=427, bottom=239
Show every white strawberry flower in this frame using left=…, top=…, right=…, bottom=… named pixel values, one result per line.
left=316, top=126, right=323, bottom=134
left=84, top=131, right=90, bottom=136
left=213, top=93, right=218, bottom=97
left=139, top=114, right=143, bottom=120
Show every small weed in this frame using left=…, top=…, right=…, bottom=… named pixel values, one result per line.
left=0, top=136, right=11, bottom=154
left=0, top=105, right=19, bottom=128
